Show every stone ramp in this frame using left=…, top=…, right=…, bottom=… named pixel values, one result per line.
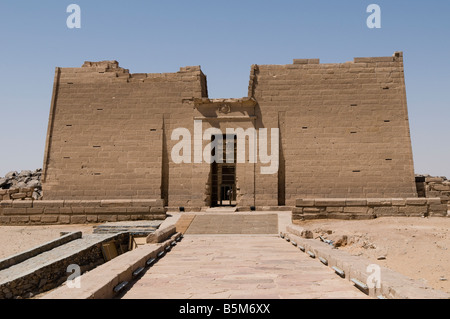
left=174, top=214, right=196, bottom=234
left=184, top=214, right=278, bottom=235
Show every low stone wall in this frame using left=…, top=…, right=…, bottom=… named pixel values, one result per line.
left=0, top=199, right=166, bottom=225
left=293, top=198, right=448, bottom=221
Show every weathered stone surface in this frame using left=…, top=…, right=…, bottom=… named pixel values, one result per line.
left=295, top=199, right=315, bottom=207
left=374, top=206, right=399, bottom=216
left=146, top=225, right=176, bottom=243
left=40, top=53, right=417, bottom=209
left=406, top=198, right=427, bottom=205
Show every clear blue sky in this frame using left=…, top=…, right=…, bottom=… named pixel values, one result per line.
left=0, top=0, right=449, bottom=178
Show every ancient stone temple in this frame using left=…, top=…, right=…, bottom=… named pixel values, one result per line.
left=41, top=52, right=417, bottom=211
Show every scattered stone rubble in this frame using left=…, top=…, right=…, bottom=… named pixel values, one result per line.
left=415, top=174, right=450, bottom=201
left=0, top=169, right=42, bottom=201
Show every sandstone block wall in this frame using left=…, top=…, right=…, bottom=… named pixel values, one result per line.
left=0, top=199, right=165, bottom=225
left=42, top=61, right=207, bottom=204
left=293, top=197, right=447, bottom=221
left=41, top=53, right=417, bottom=209
left=252, top=52, right=417, bottom=206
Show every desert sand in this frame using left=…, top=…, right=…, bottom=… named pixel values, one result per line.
left=297, top=216, right=450, bottom=293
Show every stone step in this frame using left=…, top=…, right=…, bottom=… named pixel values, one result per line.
left=204, top=207, right=237, bottom=214
left=184, top=213, right=278, bottom=235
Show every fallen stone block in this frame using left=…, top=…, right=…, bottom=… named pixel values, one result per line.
left=146, top=225, right=176, bottom=244
left=286, top=224, right=313, bottom=239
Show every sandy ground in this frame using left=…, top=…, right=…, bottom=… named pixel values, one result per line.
left=0, top=216, right=448, bottom=296
left=296, top=217, right=450, bottom=294
left=0, top=224, right=98, bottom=259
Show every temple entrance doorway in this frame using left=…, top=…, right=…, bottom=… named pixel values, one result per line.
left=210, top=134, right=236, bottom=207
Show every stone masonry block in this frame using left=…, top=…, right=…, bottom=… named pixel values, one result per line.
left=12, top=201, right=33, bottom=208
left=345, top=199, right=367, bottom=206
left=41, top=216, right=59, bottom=224
left=3, top=208, right=30, bottom=215
left=98, top=215, right=118, bottom=223
left=86, top=215, right=98, bottom=223
left=367, top=198, right=392, bottom=206
left=343, top=206, right=369, bottom=214
left=44, top=207, right=60, bottom=214
left=406, top=198, right=427, bottom=205
left=59, top=207, right=72, bottom=214
left=428, top=204, right=447, bottom=212
left=26, top=208, right=45, bottom=215
left=131, top=199, right=158, bottom=207
left=295, top=199, right=315, bottom=207
left=100, top=200, right=132, bottom=207
left=293, top=59, right=320, bottom=64
left=374, top=206, right=399, bottom=216
left=314, top=199, right=346, bottom=207
left=126, top=207, right=150, bottom=214
left=59, top=215, right=71, bottom=224
left=71, top=215, right=87, bottom=224
left=150, top=207, right=165, bottom=214
left=326, top=206, right=344, bottom=213
left=432, top=184, right=450, bottom=191
left=33, top=200, right=65, bottom=208
left=95, top=207, right=127, bottom=214
left=146, top=225, right=176, bottom=243
left=63, top=200, right=82, bottom=207
left=0, top=200, right=13, bottom=208
left=426, top=198, right=442, bottom=205
left=327, top=213, right=354, bottom=220
left=391, top=198, right=406, bottom=206
left=10, top=216, right=30, bottom=223
left=10, top=193, right=27, bottom=200
left=117, top=214, right=131, bottom=221
left=0, top=216, right=11, bottom=223
left=399, top=205, right=427, bottom=215
left=71, top=207, right=85, bottom=214
left=303, top=207, right=322, bottom=213
left=30, top=216, right=42, bottom=222
left=7, top=189, right=19, bottom=195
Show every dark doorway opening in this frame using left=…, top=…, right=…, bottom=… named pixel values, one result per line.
left=210, top=134, right=237, bottom=207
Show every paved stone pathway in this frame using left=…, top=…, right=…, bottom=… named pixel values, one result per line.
left=119, top=234, right=368, bottom=299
